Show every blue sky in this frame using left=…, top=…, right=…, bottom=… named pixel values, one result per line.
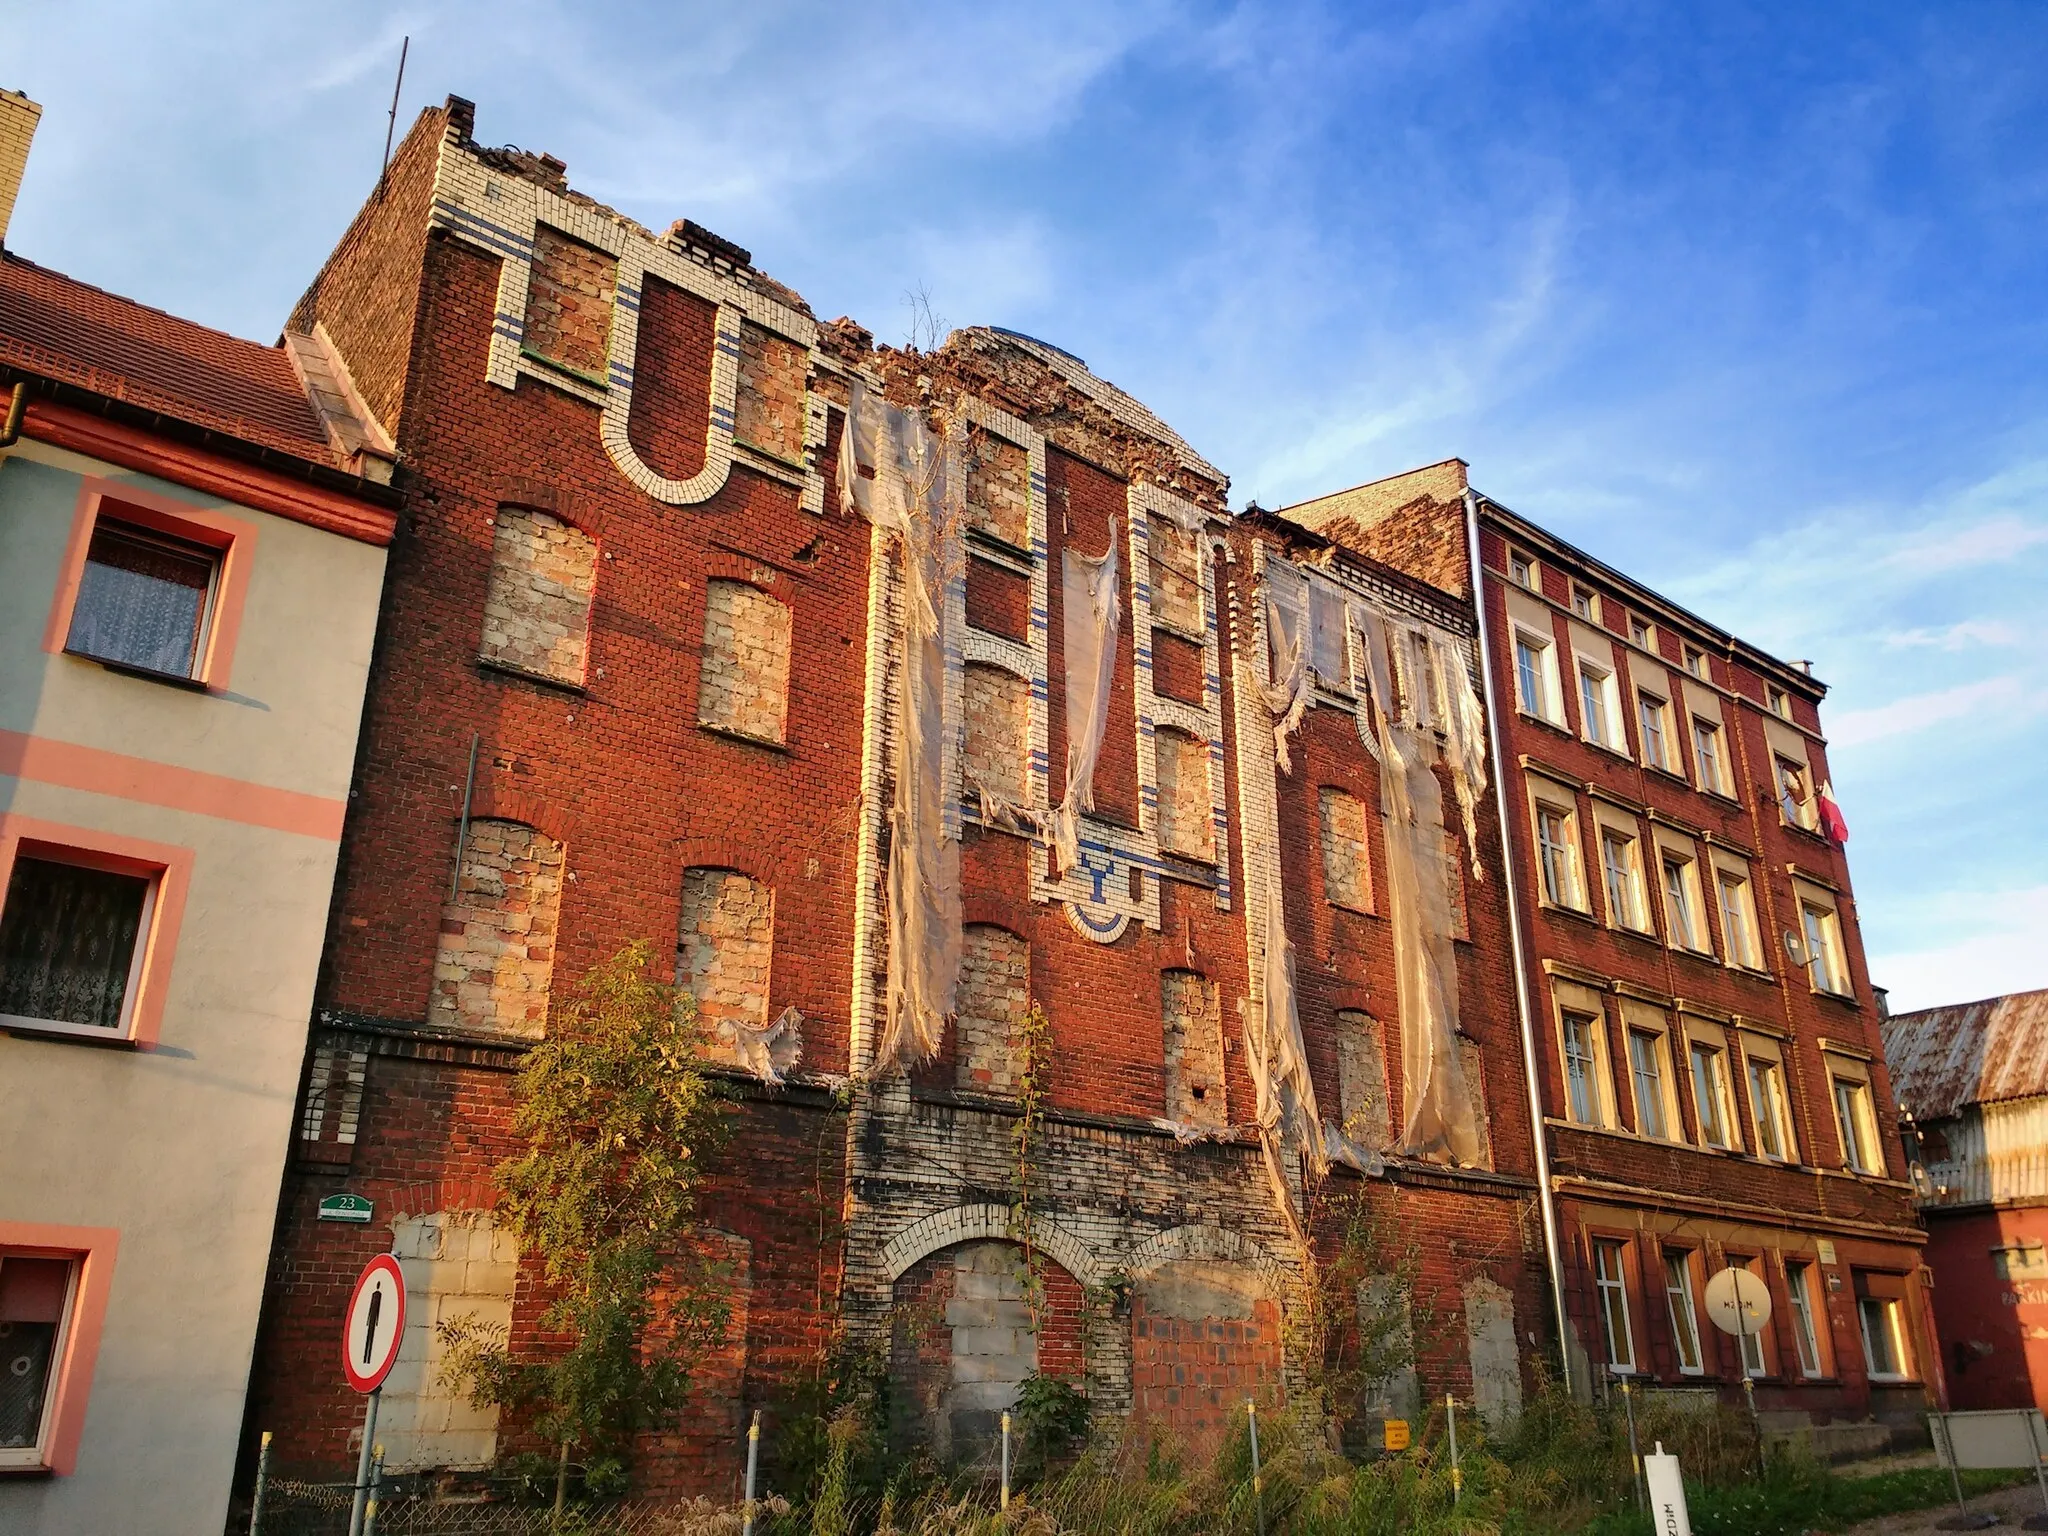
left=9, top=2, right=2045, bottom=1009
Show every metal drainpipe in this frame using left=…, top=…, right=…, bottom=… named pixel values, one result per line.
left=1464, top=488, right=1573, bottom=1394
left=0, top=382, right=28, bottom=447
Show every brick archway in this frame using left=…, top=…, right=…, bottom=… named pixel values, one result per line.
left=1125, top=1222, right=1291, bottom=1300
left=879, top=1201, right=1101, bottom=1290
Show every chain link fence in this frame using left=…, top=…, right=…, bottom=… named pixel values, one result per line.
left=244, top=1480, right=795, bottom=1536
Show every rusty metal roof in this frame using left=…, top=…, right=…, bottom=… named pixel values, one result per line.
left=1883, top=988, right=2048, bottom=1122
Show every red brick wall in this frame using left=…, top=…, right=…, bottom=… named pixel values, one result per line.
left=1926, top=1206, right=2048, bottom=1413
left=626, top=275, right=716, bottom=483
left=965, top=554, right=1030, bottom=643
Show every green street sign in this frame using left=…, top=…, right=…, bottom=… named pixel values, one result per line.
left=318, top=1193, right=374, bottom=1224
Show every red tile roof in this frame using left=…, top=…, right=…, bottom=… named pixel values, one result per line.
left=0, top=251, right=335, bottom=465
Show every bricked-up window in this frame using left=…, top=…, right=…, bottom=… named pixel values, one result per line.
left=299, top=1040, right=368, bottom=1149
left=1162, top=969, right=1225, bottom=1128
left=380, top=1213, right=519, bottom=1472
left=430, top=820, right=564, bottom=1039
left=1337, top=1010, right=1392, bottom=1148
left=1155, top=729, right=1213, bottom=861
left=1458, top=1037, right=1492, bottom=1169
left=963, top=663, right=1031, bottom=809
left=522, top=224, right=616, bottom=381
left=1319, top=788, right=1372, bottom=912
left=735, top=321, right=807, bottom=463
left=1149, top=516, right=1204, bottom=637
left=698, top=580, right=791, bottom=744
left=956, top=925, right=1028, bottom=1095
left=966, top=429, right=1030, bottom=548
left=677, top=868, right=774, bottom=1067
left=1442, top=830, right=1471, bottom=940
left=479, top=508, right=597, bottom=686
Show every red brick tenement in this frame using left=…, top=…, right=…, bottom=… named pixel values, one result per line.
left=1284, top=464, right=1930, bottom=1441
left=242, top=96, right=1542, bottom=1501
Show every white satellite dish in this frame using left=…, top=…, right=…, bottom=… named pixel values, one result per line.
left=1703, top=1265, right=1773, bottom=1340
left=1783, top=929, right=1811, bottom=966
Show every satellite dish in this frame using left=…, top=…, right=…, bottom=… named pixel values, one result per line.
left=1783, top=929, right=1811, bottom=965
left=1703, top=1265, right=1773, bottom=1340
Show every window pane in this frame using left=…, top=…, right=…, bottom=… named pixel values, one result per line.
left=65, top=523, right=214, bottom=677
left=1664, top=860, right=1695, bottom=947
left=0, top=857, right=149, bottom=1029
left=0, top=1256, right=71, bottom=1452
left=1564, top=1014, right=1600, bottom=1124
left=1693, top=722, right=1721, bottom=791
left=1860, top=1298, right=1898, bottom=1376
left=1786, top=1264, right=1822, bottom=1376
left=1664, top=1253, right=1702, bottom=1372
left=1749, top=1059, right=1785, bottom=1159
left=1639, top=697, right=1667, bottom=769
left=1630, top=1032, right=1667, bottom=1137
left=1691, top=1045, right=1727, bottom=1146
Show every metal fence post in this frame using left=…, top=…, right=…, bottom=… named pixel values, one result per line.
left=248, top=1431, right=272, bottom=1536
left=1247, top=1400, right=1265, bottom=1536
left=740, top=1408, right=762, bottom=1536
left=1622, top=1379, right=1644, bottom=1509
left=1000, top=1410, right=1012, bottom=1511
left=1446, top=1393, right=1463, bottom=1504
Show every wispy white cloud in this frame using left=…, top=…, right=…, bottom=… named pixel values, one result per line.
left=1882, top=618, right=2022, bottom=650
left=1826, top=674, right=2041, bottom=747
left=1870, top=885, right=2048, bottom=1013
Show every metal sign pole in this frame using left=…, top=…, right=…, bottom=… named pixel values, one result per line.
left=364, top=1444, right=385, bottom=1536
left=1000, top=1410, right=1012, bottom=1511
left=249, top=1430, right=272, bottom=1536
left=1622, top=1380, right=1643, bottom=1509
left=346, top=1389, right=381, bottom=1536
left=1446, top=1393, right=1462, bottom=1504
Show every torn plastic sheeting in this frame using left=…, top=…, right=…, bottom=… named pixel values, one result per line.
left=1321, top=1120, right=1387, bottom=1177
left=723, top=1004, right=804, bottom=1086
left=1053, top=525, right=1120, bottom=875
left=1261, top=585, right=1312, bottom=774
left=1432, top=632, right=1490, bottom=882
left=1247, top=879, right=1326, bottom=1193
left=1357, top=606, right=1483, bottom=1168
left=840, top=381, right=963, bottom=1069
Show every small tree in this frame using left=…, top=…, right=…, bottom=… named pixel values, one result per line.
left=441, top=941, right=731, bottom=1510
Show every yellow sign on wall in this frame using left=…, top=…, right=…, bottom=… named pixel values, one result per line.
left=1384, top=1419, right=1411, bottom=1451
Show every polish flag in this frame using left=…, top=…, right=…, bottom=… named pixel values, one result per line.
left=1817, top=781, right=1849, bottom=844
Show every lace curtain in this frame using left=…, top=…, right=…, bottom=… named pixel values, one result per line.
left=0, top=857, right=148, bottom=1029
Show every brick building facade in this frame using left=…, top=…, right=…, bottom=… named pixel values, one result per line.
left=240, top=97, right=1550, bottom=1500
left=1283, top=462, right=1932, bottom=1443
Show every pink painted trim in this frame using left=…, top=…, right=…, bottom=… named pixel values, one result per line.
left=0, top=816, right=192, bottom=1048
left=0, top=730, right=345, bottom=840
left=0, top=1222, right=120, bottom=1476
left=40, top=478, right=259, bottom=693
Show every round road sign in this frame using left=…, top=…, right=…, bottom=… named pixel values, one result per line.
left=342, top=1253, right=407, bottom=1393
left=1703, top=1264, right=1773, bottom=1341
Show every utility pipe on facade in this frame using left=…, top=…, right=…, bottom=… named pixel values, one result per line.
left=1464, top=487, right=1573, bottom=1394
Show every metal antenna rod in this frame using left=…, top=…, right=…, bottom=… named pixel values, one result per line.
left=377, top=36, right=410, bottom=201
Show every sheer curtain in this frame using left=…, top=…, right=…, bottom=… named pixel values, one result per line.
left=0, top=858, right=147, bottom=1028
left=65, top=526, right=212, bottom=675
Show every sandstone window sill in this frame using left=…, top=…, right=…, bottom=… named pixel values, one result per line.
left=1537, top=898, right=1600, bottom=927
left=476, top=656, right=588, bottom=696
left=697, top=722, right=792, bottom=755
left=1326, top=898, right=1378, bottom=919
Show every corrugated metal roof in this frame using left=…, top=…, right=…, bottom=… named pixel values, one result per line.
left=1883, top=988, right=2048, bottom=1122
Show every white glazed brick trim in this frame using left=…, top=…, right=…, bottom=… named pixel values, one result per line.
left=430, top=130, right=829, bottom=511
left=847, top=521, right=897, bottom=1073
left=1231, top=541, right=1287, bottom=1031
left=1124, top=1222, right=1291, bottom=1300
left=879, top=1200, right=1103, bottom=1289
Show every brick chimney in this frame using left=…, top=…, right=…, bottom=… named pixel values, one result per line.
left=0, top=88, right=42, bottom=248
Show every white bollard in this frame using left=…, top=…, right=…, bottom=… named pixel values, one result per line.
left=1643, top=1442, right=1693, bottom=1536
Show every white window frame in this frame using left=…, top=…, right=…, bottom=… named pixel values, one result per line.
left=1627, top=1023, right=1679, bottom=1140
left=1833, top=1073, right=1882, bottom=1174
left=1508, top=549, right=1536, bottom=589
left=1858, top=1293, right=1910, bottom=1381
left=1637, top=691, right=1673, bottom=773
left=0, top=1250, right=82, bottom=1471
left=1746, top=1052, right=1795, bottom=1162
left=1600, top=827, right=1648, bottom=933
left=1801, top=899, right=1850, bottom=997
left=1571, top=583, right=1600, bottom=621
left=1561, top=1010, right=1608, bottom=1127
left=1688, top=1039, right=1737, bottom=1149
left=1533, top=796, right=1588, bottom=912
left=1733, top=1258, right=1769, bottom=1377
left=1659, top=849, right=1712, bottom=956
left=1663, top=1251, right=1704, bottom=1375
left=1715, top=865, right=1762, bottom=970
left=1683, top=645, right=1709, bottom=681
left=1691, top=716, right=1727, bottom=795
left=1776, top=756, right=1817, bottom=831
left=1513, top=627, right=1564, bottom=724
left=1767, top=683, right=1791, bottom=720
left=1578, top=659, right=1623, bottom=751
left=1594, top=1238, right=1637, bottom=1374
left=1785, top=1260, right=1824, bottom=1378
